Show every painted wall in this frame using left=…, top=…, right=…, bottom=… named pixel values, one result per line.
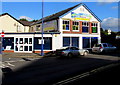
left=62, top=5, right=99, bottom=22
left=0, top=14, right=25, bottom=33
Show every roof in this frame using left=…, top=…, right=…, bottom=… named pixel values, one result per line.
left=34, top=3, right=101, bottom=25
left=19, top=21, right=33, bottom=26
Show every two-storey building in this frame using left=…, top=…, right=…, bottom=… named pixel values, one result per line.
left=0, top=3, right=101, bottom=53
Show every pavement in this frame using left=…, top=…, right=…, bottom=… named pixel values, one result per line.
left=2, top=52, right=43, bottom=58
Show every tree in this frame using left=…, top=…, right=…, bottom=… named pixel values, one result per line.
left=19, top=18, right=28, bottom=21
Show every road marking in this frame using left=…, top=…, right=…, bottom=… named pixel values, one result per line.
left=7, top=62, right=15, bottom=67
left=53, top=62, right=120, bottom=85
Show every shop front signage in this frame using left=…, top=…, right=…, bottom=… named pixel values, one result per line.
left=71, top=12, right=92, bottom=21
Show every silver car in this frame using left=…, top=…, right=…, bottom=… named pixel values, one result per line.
left=92, top=43, right=117, bottom=53
left=55, top=46, right=89, bottom=57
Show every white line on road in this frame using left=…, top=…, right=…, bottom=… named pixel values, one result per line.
left=7, top=62, right=15, bottom=67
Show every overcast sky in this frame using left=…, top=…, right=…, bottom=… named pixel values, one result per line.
left=0, top=0, right=119, bottom=32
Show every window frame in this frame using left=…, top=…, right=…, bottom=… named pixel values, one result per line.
left=91, top=23, right=98, bottom=33
left=82, top=22, right=89, bottom=33
left=72, top=21, right=79, bottom=31
left=62, top=20, right=70, bottom=31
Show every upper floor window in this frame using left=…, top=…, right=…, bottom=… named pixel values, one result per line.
left=72, top=21, right=79, bottom=31
left=82, top=22, right=89, bottom=33
left=63, top=20, right=70, bottom=30
left=92, top=23, right=98, bottom=33
left=36, top=25, right=41, bottom=31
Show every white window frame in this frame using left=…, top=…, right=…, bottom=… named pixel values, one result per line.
left=62, top=20, right=70, bottom=31
left=91, top=23, right=98, bottom=33
left=72, top=21, right=79, bottom=32
left=82, top=22, right=89, bottom=33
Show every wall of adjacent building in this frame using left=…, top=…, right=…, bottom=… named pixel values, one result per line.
left=0, top=14, right=25, bottom=33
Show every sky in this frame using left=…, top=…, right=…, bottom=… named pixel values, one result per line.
left=0, top=1, right=119, bottom=32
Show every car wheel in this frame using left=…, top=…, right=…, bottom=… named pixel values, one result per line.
left=68, top=53, right=73, bottom=57
left=83, top=51, right=88, bottom=56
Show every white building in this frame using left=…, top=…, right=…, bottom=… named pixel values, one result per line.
left=0, top=3, right=101, bottom=53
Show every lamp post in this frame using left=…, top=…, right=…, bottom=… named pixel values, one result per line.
left=41, top=0, right=44, bottom=56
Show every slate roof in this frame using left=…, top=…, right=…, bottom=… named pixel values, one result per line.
left=33, top=3, right=101, bottom=25
left=19, top=21, right=33, bottom=26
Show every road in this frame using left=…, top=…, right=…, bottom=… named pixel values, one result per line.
left=1, top=53, right=120, bottom=85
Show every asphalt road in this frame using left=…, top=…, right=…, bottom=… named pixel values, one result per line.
left=1, top=54, right=120, bottom=85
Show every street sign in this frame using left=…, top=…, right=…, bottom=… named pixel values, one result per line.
left=1, top=31, right=4, bottom=37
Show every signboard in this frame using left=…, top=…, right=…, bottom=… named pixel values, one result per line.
left=71, top=12, right=92, bottom=21
left=43, top=20, right=57, bottom=31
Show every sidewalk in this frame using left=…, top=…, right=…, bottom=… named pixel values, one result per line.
left=2, top=52, right=43, bottom=58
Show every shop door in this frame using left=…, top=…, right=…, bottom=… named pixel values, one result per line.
left=14, top=37, right=33, bottom=53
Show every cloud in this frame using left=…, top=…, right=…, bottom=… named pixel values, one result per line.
left=101, top=17, right=119, bottom=32
left=19, top=16, right=33, bottom=21
left=111, top=6, right=118, bottom=9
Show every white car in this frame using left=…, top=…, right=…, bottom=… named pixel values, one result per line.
left=55, top=46, right=89, bottom=57
left=92, top=43, right=117, bottom=53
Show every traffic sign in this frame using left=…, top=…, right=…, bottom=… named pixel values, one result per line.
left=1, top=31, right=4, bottom=37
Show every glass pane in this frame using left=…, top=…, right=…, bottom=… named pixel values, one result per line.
left=29, top=38, right=32, bottom=44
left=82, top=27, right=88, bottom=32
left=24, top=46, right=28, bottom=51
left=19, top=38, right=23, bottom=44
left=63, top=25, right=66, bottom=30
left=66, top=25, right=69, bottom=30
left=24, top=38, right=28, bottom=44
left=72, top=37, right=79, bottom=47
left=63, top=37, right=70, bottom=47
left=83, top=37, right=90, bottom=48
left=73, top=26, right=76, bottom=30
left=92, top=27, right=97, bottom=33
left=16, top=38, right=18, bottom=44
left=19, top=46, right=23, bottom=51
left=29, top=46, right=32, bottom=51
left=15, top=46, right=18, bottom=51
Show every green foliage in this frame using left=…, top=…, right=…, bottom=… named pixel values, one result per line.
left=19, top=18, right=28, bottom=21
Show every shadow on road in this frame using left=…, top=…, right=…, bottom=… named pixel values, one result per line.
left=2, top=54, right=120, bottom=85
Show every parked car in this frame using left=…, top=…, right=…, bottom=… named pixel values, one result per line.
left=55, top=46, right=89, bottom=57
left=92, top=43, right=117, bottom=53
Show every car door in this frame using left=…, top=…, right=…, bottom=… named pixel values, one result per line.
left=71, top=47, right=79, bottom=55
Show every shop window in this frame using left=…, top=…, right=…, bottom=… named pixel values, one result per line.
left=92, top=23, right=98, bottom=33
left=72, top=37, right=79, bottom=47
left=34, top=37, right=52, bottom=50
left=82, top=22, right=89, bottom=33
left=72, top=21, right=79, bottom=31
left=83, top=37, right=90, bottom=48
left=3, top=37, right=14, bottom=50
left=91, top=37, right=98, bottom=48
left=63, top=37, right=70, bottom=47
left=63, top=37, right=79, bottom=47
left=63, top=20, right=70, bottom=30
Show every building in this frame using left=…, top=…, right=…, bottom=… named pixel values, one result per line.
left=0, top=3, right=101, bottom=53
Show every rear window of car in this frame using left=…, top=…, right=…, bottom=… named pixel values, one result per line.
left=107, top=44, right=113, bottom=47
left=103, top=44, right=108, bottom=47
left=95, top=44, right=102, bottom=47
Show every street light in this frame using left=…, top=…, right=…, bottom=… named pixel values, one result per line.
left=41, top=0, right=44, bottom=56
